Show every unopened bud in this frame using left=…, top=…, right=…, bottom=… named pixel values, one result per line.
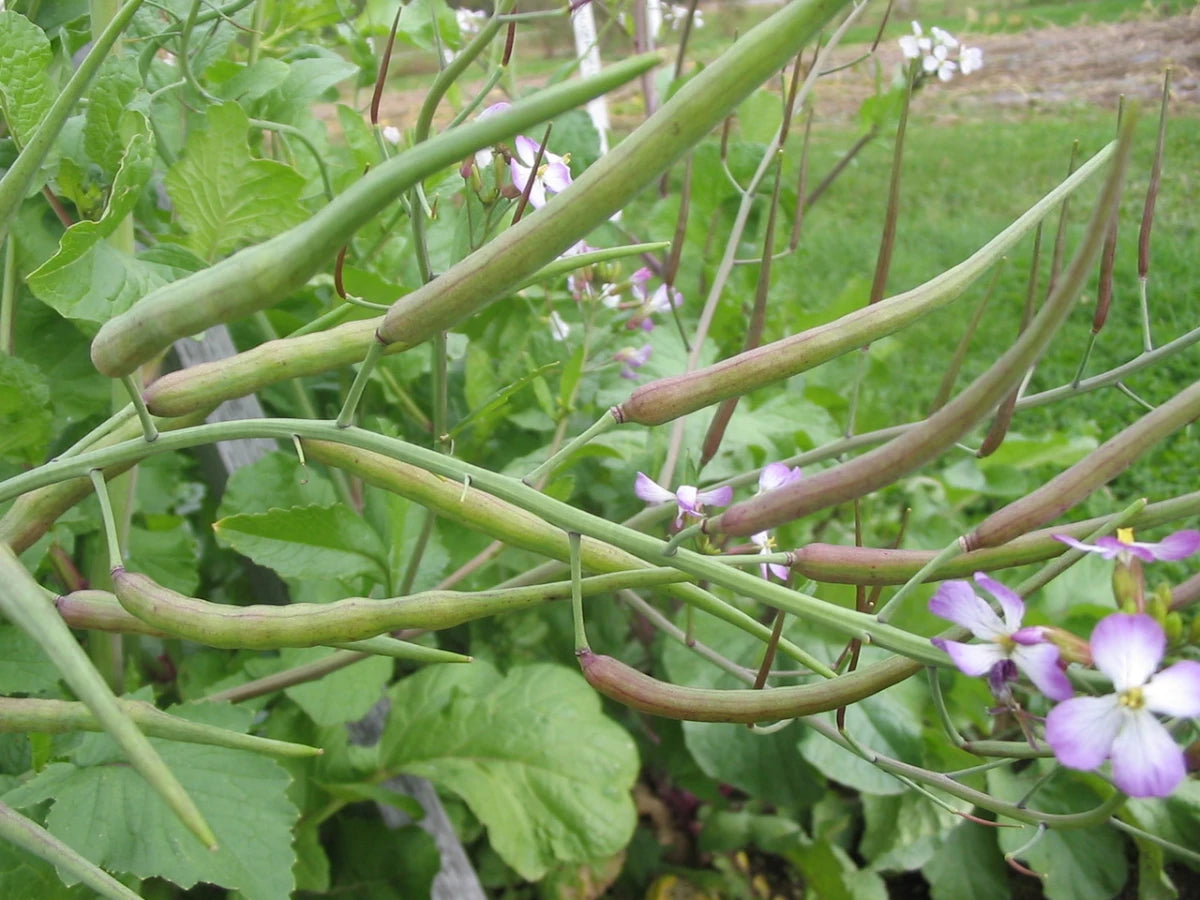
left=1040, top=626, right=1092, bottom=667
left=1111, top=559, right=1144, bottom=612
left=1188, top=615, right=1200, bottom=645
left=1164, top=611, right=1184, bottom=645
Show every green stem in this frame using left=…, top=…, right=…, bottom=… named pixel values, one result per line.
left=1, top=234, right=16, bottom=354
left=88, top=470, right=124, bottom=571
left=570, top=532, right=587, bottom=651
left=0, top=419, right=943, bottom=663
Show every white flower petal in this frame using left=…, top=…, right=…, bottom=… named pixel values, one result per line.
left=1046, top=695, right=1122, bottom=771
left=1090, top=613, right=1165, bottom=692
left=1142, top=660, right=1200, bottom=717
left=1109, top=710, right=1187, bottom=798
left=1012, top=642, right=1073, bottom=701
left=697, top=485, right=732, bottom=508
left=928, top=581, right=1006, bottom=640
left=675, top=485, right=701, bottom=517
left=758, top=462, right=803, bottom=493
left=974, top=572, right=1025, bottom=632
left=634, top=473, right=675, bottom=505
left=932, top=639, right=1005, bottom=676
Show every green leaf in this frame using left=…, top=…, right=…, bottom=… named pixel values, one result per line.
left=213, top=503, right=389, bottom=582
left=27, top=114, right=160, bottom=325
left=0, top=12, right=53, bottom=144
left=243, top=647, right=392, bottom=727
left=83, top=56, right=143, bottom=176
left=0, top=354, right=53, bottom=465
left=380, top=661, right=638, bottom=880
left=921, top=821, right=1011, bottom=900
left=660, top=611, right=825, bottom=809
left=3, top=705, right=298, bottom=900
left=0, top=624, right=59, bottom=694
left=736, top=89, right=782, bottom=145
left=165, top=102, right=308, bottom=262
left=989, top=762, right=1128, bottom=900
left=328, top=818, right=439, bottom=899
left=125, top=525, right=201, bottom=596
left=860, top=792, right=965, bottom=872
left=782, top=837, right=888, bottom=900
left=799, top=665, right=926, bottom=796
left=216, top=450, right=337, bottom=519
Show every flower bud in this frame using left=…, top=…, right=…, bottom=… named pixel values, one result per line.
left=1112, top=559, right=1144, bottom=612
left=1164, top=611, right=1183, bottom=645
left=1039, top=626, right=1092, bottom=667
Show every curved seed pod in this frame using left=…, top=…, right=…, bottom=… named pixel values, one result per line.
left=89, top=54, right=660, bottom=378
left=302, top=440, right=828, bottom=672
left=0, top=697, right=320, bottom=759
left=965, top=378, right=1200, bottom=551
left=111, top=567, right=686, bottom=648
left=376, top=0, right=850, bottom=348
left=704, top=119, right=1136, bottom=538
left=58, top=589, right=468, bottom=661
left=577, top=648, right=919, bottom=723
left=616, top=143, right=1116, bottom=427
left=792, top=489, right=1200, bottom=584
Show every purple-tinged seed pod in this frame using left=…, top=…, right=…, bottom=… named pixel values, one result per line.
left=576, top=648, right=919, bottom=723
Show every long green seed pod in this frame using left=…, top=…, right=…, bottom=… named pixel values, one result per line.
left=0, top=546, right=217, bottom=849
left=111, top=566, right=687, bottom=647
left=791, top=489, right=1200, bottom=583
left=577, top=648, right=919, bottom=723
left=0, top=803, right=142, bottom=900
left=0, top=697, right=320, bottom=758
left=704, top=116, right=1136, bottom=538
left=617, top=141, right=1115, bottom=427
left=375, top=0, right=851, bottom=348
left=965, top=378, right=1200, bottom=551
left=142, top=242, right=669, bottom=419
left=59, top=588, right=470, bottom=662
left=302, top=440, right=832, bottom=674
left=88, top=53, right=660, bottom=378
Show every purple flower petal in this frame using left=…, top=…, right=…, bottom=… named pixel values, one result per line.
left=758, top=462, right=803, bottom=493
left=634, top=473, right=675, bottom=505
left=1144, top=529, right=1200, bottom=561
left=1093, top=535, right=1156, bottom=561
left=1045, top=695, right=1121, bottom=771
left=1090, top=614, right=1165, bottom=692
left=1142, top=660, right=1200, bottom=717
left=931, top=638, right=1005, bottom=677
left=768, top=562, right=790, bottom=580
left=675, top=485, right=701, bottom=517
left=974, top=572, right=1025, bottom=632
left=928, top=581, right=1006, bottom=641
left=542, top=160, right=572, bottom=194
left=697, top=485, right=733, bottom=507
left=1109, top=709, right=1187, bottom=798
left=1053, top=534, right=1121, bottom=559
left=1011, top=642, right=1073, bottom=701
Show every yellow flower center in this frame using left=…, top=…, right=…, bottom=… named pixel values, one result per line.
left=1118, top=686, right=1145, bottom=710
left=1117, top=527, right=1135, bottom=545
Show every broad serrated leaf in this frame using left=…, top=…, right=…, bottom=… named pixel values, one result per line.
left=27, top=115, right=161, bottom=325
left=213, top=503, right=389, bottom=582
left=257, top=53, right=360, bottom=124
left=165, top=102, right=307, bottom=262
left=83, top=56, right=143, bottom=176
left=0, top=353, right=53, bottom=465
left=216, top=450, right=337, bottom=519
left=989, top=762, right=1127, bottom=900
left=860, top=792, right=964, bottom=873
left=921, top=821, right=1011, bottom=900
left=660, top=611, right=825, bottom=809
left=0, top=624, right=60, bottom=694
left=3, top=705, right=298, bottom=900
left=0, top=12, right=53, bottom=143
left=799, top=666, right=926, bottom=796
left=243, top=647, right=392, bottom=727
left=125, top=525, right=201, bottom=596
left=380, top=661, right=638, bottom=880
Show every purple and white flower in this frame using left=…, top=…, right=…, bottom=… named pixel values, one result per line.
left=625, top=267, right=683, bottom=331
left=614, top=345, right=653, bottom=380
left=635, top=473, right=732, bottom=529
left=510, top=135, right=572, bottom=209
left=898, top=21, right=983, bottom=83
left=1045, top=613, right=1200, bottom=797
left=750, top=531, right=790, bottom=581
left=757, top=462, right=803, bottom=494
left=929, top=573, right=1073, bottom=701
left=1054, top=528, right=1200, bottom=565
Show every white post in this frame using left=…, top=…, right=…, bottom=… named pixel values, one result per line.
left=570, top=3, right=610, bottom=157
